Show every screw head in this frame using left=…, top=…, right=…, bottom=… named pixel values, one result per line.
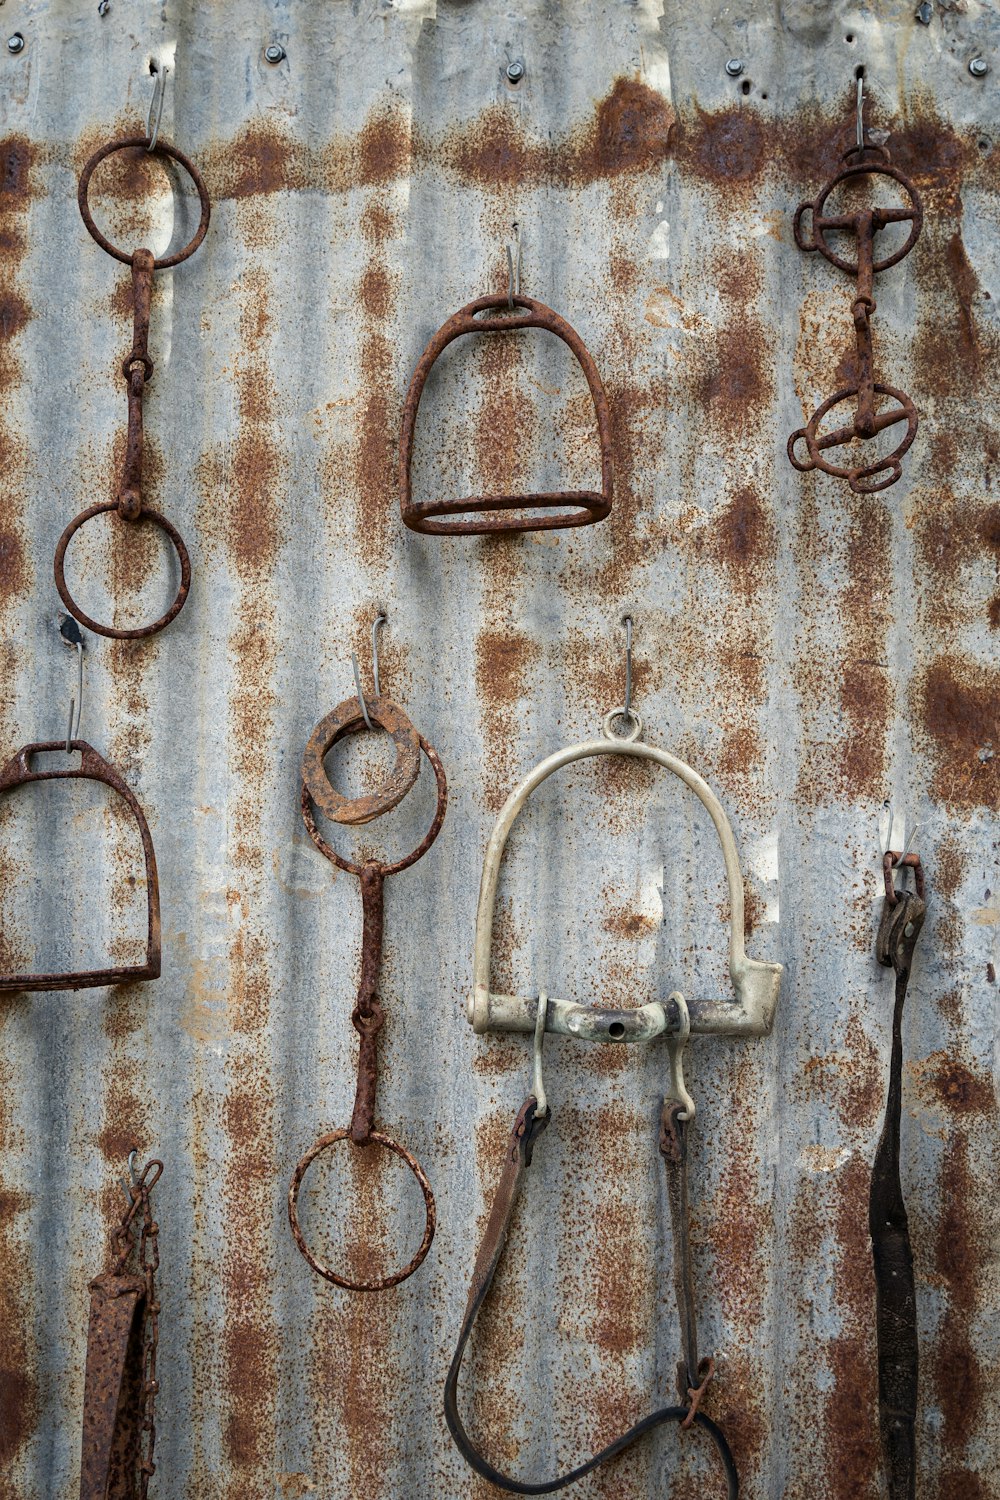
left=264, top=42, right=286, bottom=64
left=506, top=59, right=524, bottom=84
left=970, top=56, right=989, bottom=77
left=914, top=1, right=932, bottom=22
left=7, top=33, right=24, bottom=54
left=725, top=58, right=745, bottom=77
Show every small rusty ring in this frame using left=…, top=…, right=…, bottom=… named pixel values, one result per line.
left=123, top=350, right=154, bottom=382
left=883, top=850, right=925, bottom=904
left=302, top=695, right=421, bottom=827
left=54, top=502, right=191, bottom=640
left=302, top=734, right=448, bottom=878
left=287, top=1127, right=436, bottom=1292
left=78, top=136, right=211, bottom=269
left=809, top=163, right=922, bottom=275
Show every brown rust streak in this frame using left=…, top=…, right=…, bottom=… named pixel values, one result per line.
left=913, top=658, right=999, bottom=811
left=0, top=1044, right=37, bottom=1496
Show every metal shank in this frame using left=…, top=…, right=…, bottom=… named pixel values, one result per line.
left=399, top=294, right=613, bottom=535
left=469, top=736, right=781, bottom=1038
left=0, top=739, right=161, bottom=991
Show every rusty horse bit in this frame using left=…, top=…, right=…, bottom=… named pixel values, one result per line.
left=445, top=706, right=782, bottom=1493
left=55, top=120, right=210, bottom=638
left=788, top=81, right=923, bottom=494
left=288, top=641, right=447, bottom=1290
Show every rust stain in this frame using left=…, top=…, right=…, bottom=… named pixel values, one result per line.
left=911, top=1052, right=997, bottom=1117
left=678, top=106, right=766, bottom=189
left=711, top=486, right=777, bottom=595
left=930, top=1134, right=986, bottom=1464
left=0, top=1049, right=37, bottom=1492
left=914, top=658, right=999, bottom=809
left=691, top=318, right=772, bottom=441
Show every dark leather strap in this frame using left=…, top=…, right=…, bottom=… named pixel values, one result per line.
left=444, top=1096, right=739, bottom=1495
left=80, top=1271, right=147, bottom=1500
left=870, top=885, right=926, bottom=1500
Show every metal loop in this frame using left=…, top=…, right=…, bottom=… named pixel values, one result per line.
left=602, top=707, right=643, bottom=744
left=53, top=502, right=191, bottom=640
left=666, top=991, right=696, bottom=1122
left=532, top=993, right=549, bottom=1116
left=856, top=73, right=865, bottom=154
left=78, top=136, right=211, bottom=270
left=287, top=1128, right=436, bottom=1291
left=622, top=614, right=633, bottom=721
left=506, top=222, right=521, bottom=309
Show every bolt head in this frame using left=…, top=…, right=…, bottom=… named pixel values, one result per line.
left=914, top=1, right=932, bottom=22
left=7, top=33, right=24, bottom=54
left=970, top=56, right=989, bottom=77
left=725, top=58, right=745, bottom=77
left=264, top=42, right=286, bottom=64
left=506, top=59, right=524, bottom=83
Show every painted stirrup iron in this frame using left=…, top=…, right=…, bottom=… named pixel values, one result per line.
left=399, top=292, right=612, bottom=535
left=0, top=740, right=161, bottom=992
left=446, top=709, right=782, bottom=1494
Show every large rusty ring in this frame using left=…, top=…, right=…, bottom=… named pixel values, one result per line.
left=399, top=294, right=613, bottom=535
left=78, top=136, right=211, bottom=268
left=54, top=501, right=191, bottom=640
left=302, top=695, right=422, bottom=827
left=788, top=382, right=918, bottom=495
left=302, top=734, right=448, bottom=877
left=287, top=1128, right=436, bottom=1292
left=793, top=163, right=922, bottom=276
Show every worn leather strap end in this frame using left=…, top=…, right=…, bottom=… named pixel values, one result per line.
left=80, top=1272, right=146, bottom=1500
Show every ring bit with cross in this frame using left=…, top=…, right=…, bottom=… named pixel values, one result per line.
left=288, top=672, right=447, bottom=1291
left=54, top=121, right=211, bottom=638
left=788, top=83, right=923, bottom=495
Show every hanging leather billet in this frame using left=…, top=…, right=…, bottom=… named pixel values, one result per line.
left=788, top=82, right=922, bottom=494
left=54, top=134, right=210, bottom=639
left=447, top=706, right=783, bottom=1494
left=288, top=680, right=447, bottom=1290
left=0, top=740, right=160, bottom=991
left=399, top=294, right=613, bottom=535
left=81, top=1158, right=163, bottom=1500
left=870, top=851, right=926, bottom=1500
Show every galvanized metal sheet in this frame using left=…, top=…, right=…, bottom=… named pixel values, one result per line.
left=1, top=0, right=998, bottom=1495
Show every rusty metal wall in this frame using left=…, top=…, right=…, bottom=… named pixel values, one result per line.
left=1, top=0, right=999, bottom=1496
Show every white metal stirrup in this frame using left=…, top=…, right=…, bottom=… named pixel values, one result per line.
left=468, top=718, right=782, bottom=1041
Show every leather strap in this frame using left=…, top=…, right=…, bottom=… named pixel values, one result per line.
left=444, top=1097, right=739, bottom=1495
left=80, top=1271, right=147, bottom=1500
left=870, top=884, right=926, bottom=1500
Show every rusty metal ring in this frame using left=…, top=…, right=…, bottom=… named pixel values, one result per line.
left=788, top=382, right=918, bottom=494
left=803, top=163, right=922, bottom=275
left=302, top=734, right=448, bottom=877
left=287, top=1127, right=436, bottom=1291
left=399, top=294, right=613, bottom=535
left=302, top=695, right=421, bottom=827
left=54, top=501, right=191, bottom=640
left=78, top=136, right=211, bottom=269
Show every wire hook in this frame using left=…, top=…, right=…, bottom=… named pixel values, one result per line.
left=622, top=614, right=633, bottom=723
left=856, top=72, right=865, bottom=153
left=351, top=611, right=387, bottom=732
left=506, top=222, right=521, bottom=310
left=532, top=991, right=549, bottom=1116
left=58, top=615, right=84, bottom=751
left=146, top=62, right=168, bottom=153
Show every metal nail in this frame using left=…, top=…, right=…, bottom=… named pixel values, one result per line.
left=7, top=33, right=24, bottom=54
left=725, top=58, right=744, bottom=77
left=914, top=2, right=932, bottom=22
left=265, top=42, right=286, bottom=64
left=506, top=59, right=524, bottom=83
left=969, top=56, right=989, bottom=78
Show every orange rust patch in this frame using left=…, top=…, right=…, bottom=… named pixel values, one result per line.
left=357, top=106, right=412, bottom=186
left=692, top=318, right=773, bottom=439
left=206, top=124, right=310, bottom=200
left=475, top=628, right=541, bottom=709
left=914, top=658, right=999, bottom=809
left=678, top=106, right=766, bottom=189
left=914, top=1052, right=997, bottom=1117
left=711, top=486, right=777, bottom=592
left=930, top=1135, right=985, bottom=1457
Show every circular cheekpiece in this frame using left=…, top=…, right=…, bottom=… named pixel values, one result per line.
left=287, top=1127, right=436, bottom=1291
left=78, top=136, right=211, bottom=268
left=788, top=381, right=918, bottom=494
left=302, top=695, right=422, bottom=827
left=53, top=501, right=191, bottom=640
left=803, top=163, right=922, bottom=276
left=302, top=734, right=448, bottom=877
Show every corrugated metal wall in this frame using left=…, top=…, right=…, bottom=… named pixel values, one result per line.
left=1, top=1, right=998, bottom=1495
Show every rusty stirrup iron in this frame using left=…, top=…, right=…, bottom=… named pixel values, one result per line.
left=54, top=121, right=210, bottom=639
left=445, top=705, right=782, bottom=1494
left=399, top=228, right=612, bottom=534
left=81, top=1156, right=163, bottom=1500
left=289, top=642, right=447, bottom=1291
left=788, top=79, right=923, bottom=495
left=870, top=847, right=926, bottom=1499
left=0, top=740, right=160, bottom=992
